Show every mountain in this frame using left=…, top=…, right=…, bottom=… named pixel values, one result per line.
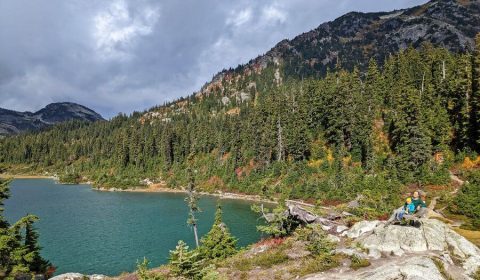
left=0, top=102, right=104, bottom=136
left=197, top=0, right=480, bottom=96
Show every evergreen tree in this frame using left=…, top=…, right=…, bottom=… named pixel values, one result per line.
left=472, top=33, right=480, bottom=149
left=168, top=240, right=203, bottom=279
left=199, top=205, right=237, bottom=260
left=0, top=180, right=51, bottom=278
left=23, top=216, right=50, bottom=273
left=185, top=168, right=200, bottom=248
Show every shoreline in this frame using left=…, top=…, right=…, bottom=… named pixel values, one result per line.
left=2, top=173, right=280, bottom=205
left=94, top=184, right=279, bottom=205
left=3, top=173, right=316, bottom=207
left=0, top=173, right=57, bottom=179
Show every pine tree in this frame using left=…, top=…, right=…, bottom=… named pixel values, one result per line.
left=199, top=205, right=237, bottom=260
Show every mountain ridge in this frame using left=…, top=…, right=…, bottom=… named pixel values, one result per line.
left=0, top=102, right=104, bottom=136
left=195, top=0, right=480, bottom=98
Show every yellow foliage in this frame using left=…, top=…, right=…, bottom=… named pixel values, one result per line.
left=462, top=156, right=480, bottom=170
left=326, top=149, right=334, bottom=164
left=342, top=155, right=352, bottom=166
left=307, top=159, right=324, bottom=168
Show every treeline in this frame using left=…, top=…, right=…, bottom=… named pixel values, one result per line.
left=2, top=37, right=480, bottom=217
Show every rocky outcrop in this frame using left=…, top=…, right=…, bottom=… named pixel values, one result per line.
left=304, top=256, right=445, bottom=280
left=354, top=219, right=480, bottom=275
left=49, top=273, right=107, bottom=280
left=305, top=218, right=480, bottom=279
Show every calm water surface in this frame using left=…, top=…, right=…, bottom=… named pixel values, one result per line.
left=5, top=179, right=264, bottom=276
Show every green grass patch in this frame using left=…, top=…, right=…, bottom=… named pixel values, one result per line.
left=349, top=255, right=371, bottom=270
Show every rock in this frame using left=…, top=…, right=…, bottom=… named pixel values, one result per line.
left=14, top=274, right=45, bottom=280
left=332, top=248, right=368, bottom=259
left=335, top=225, right=348, bottom=233
left=288, top=205, right=318, bottom=224
left=321, top=225, right=332, bottom=231
left=286, top=241, right=311, bottom=260
left=367, top=249, right=381, bottom=260
left=392, top=248, right=405, bottom=256
left=356, top=219, right=480, bottom=275
left=347, top=194, right=363, bottom=209
left=342, top=220, right=380, bottom=239
left=360, top=224, right=428, bottom=253
left=248, top=245, right=269, bottom=256
left=49, top=273, right=107, bottom=280
left=327, top=234, right=340, bottom=243
left=221, top=96, right=230, bottom=106
left=90, top=275, right=107, bottom=280
left=303, top=256, right=445, bottom=280
left=235, top=92, right=251, bottom=103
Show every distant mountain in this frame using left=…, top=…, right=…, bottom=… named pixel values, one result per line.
left=0, top=102, right=104, bottom=136
left=198, top=0, right=480, bottom=95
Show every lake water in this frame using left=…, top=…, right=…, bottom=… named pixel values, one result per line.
left=4, top=179, right=264, bottom=276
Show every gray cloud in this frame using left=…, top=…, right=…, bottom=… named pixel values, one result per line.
left=0, top=0, right=427, bottom=118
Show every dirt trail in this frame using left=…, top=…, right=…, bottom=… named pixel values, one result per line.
left=429, top=171, right=464, bottom=209
left=428, top=171, right=465, bottom=223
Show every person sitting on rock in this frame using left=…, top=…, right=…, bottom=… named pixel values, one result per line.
left=396, top=197, right=415, bottom=221
left=410, top=190, right=428, bottom=218
left=405, top=197, right=416, bottom=214
left=386, top=191, right=428, bottom=224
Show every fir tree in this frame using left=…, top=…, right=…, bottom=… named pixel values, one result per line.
left=185, top=168, right=200, bottom=248
left=472, top=33, right=480, bottom=149
left=199, top=205, right=237, bottom=260
left=168, top=240, right=203, bottom=279
left=23, top=216, right=50, bottom=273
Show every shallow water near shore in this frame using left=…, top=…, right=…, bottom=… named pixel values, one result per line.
left=5, top=179, right=264, bottom=276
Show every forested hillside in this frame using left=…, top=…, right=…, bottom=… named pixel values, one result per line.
left=2, top=0, right=480, bottom=228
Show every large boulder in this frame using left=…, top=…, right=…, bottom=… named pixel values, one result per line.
left=303, top=256, right=445, bottom=280
left=348, top=219, right=480, bottom=275
left=341, top=220, right=380, bottom=239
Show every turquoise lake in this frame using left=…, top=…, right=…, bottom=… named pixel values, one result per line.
left=4, top=179, right=264, bottom=276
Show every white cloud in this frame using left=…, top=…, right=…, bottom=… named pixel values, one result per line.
left=226, top=8, right=252, bottom=27
left=0, top=0, right=429, bottom=117
left=93, top=0, right=159, bottom=60
left=262, top=5, right=287, bottom=25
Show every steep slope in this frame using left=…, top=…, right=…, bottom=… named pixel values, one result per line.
left=0, top=102, right=104, bottom=136
left=197, top=0, right=480, bottom=97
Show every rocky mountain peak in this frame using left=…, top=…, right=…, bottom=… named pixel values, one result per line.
left=0, top=102, right=104, bottom=136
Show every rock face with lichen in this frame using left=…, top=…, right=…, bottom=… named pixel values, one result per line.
left=304, top=218, right=480, bottom=280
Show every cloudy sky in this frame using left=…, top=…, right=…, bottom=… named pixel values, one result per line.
left=0, top=0, right=427, bottom=118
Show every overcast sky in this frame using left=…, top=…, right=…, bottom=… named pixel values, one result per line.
left=0, top=0, right=428, bottom=118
